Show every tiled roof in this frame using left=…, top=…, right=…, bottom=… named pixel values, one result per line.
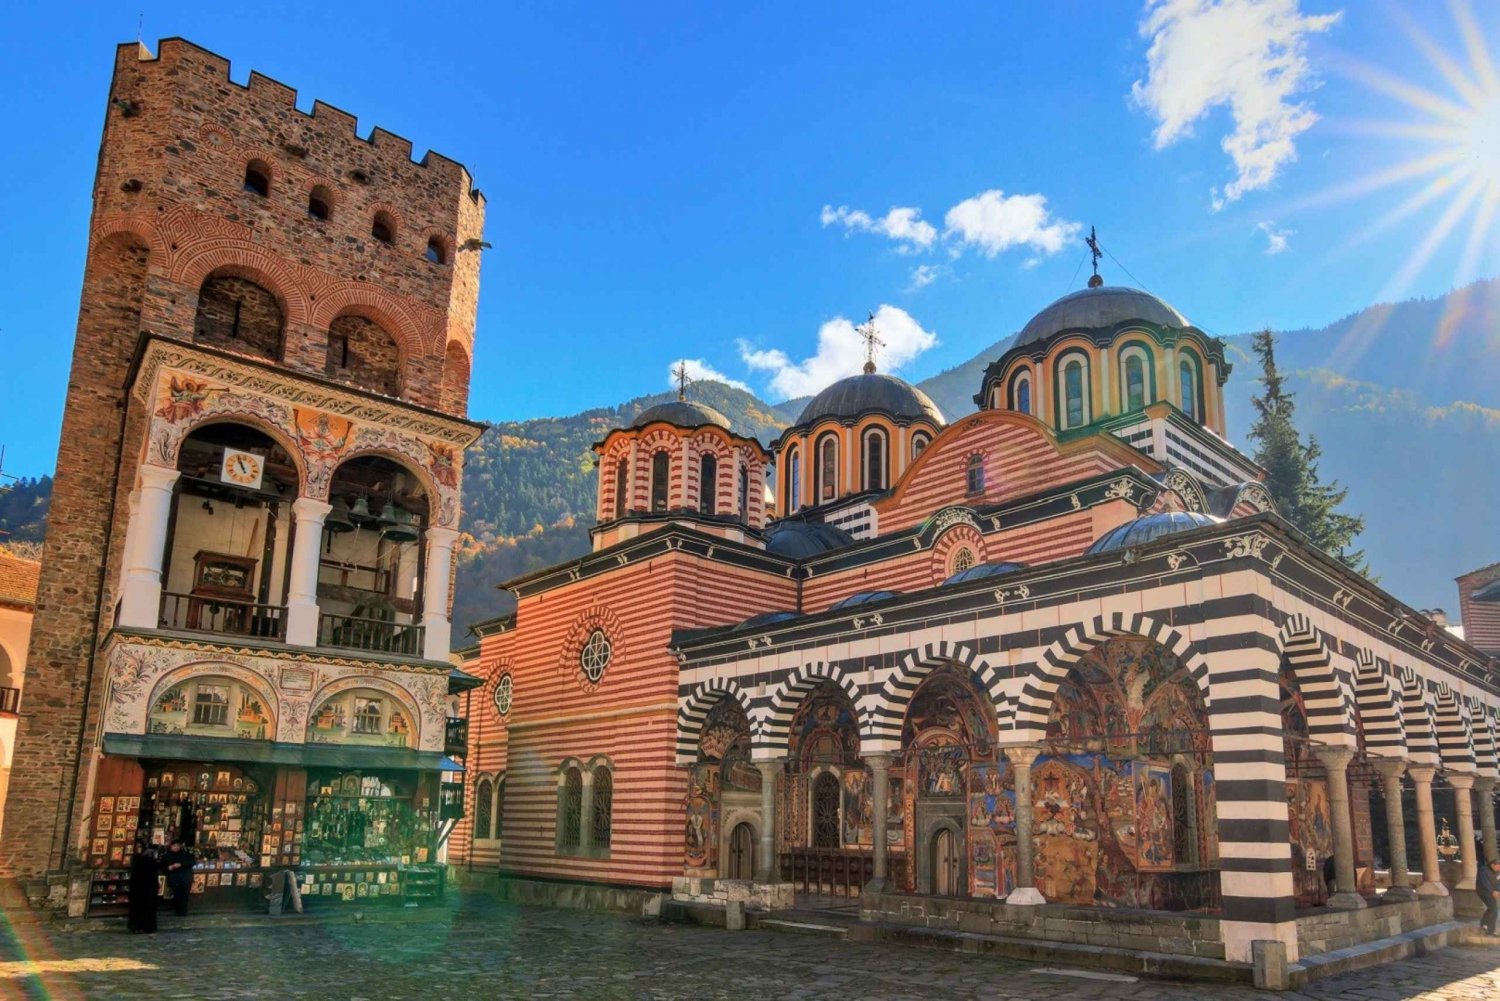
left=0, top=552, right=41, bottom=608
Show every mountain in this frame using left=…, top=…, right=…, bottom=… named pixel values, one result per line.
left=0, top=475, right=50, bottom=546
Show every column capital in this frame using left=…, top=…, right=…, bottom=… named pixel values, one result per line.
left=137, top=462, right=181, bottom=490
left=1371, top=757, right=1408, bottom=780
left=425, top=525, right=462, bottom=547
left=1408, top=764, right=1438, bottom=784
left=865, top=753, right=892, bottom=771
left=1476, top=776, right=1497, bottom=792
left=1446, top=772, right=1476, bottom=791
left=1314, top=745, right=1356, bottom=771
left=1001, top=744, right=1042, bottom=768
left=292, top=496, right=333, bottom=520
left=754, top=758, right=785, bottom=775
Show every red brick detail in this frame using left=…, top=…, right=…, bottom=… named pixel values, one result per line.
left=169, top=241, right=312, bottom=328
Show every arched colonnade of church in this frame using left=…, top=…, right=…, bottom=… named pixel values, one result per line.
left=678, top=615, right=1500, bottom=924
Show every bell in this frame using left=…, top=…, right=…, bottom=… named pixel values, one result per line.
left=349, top=496, right=375, bottom=524
left=381, top=505, right=420, bottom=543
left=325, top=498, right=355, bottom=534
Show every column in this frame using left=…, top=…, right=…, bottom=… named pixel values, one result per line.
left=1408, top=765, right=1449, bottom=896
left=118, top=464, right=181, bottom=628
left=283, top=497, right=331, bottom=646
left=1003, top=744, right=1044, bottom=905
left=867, top=754, right=892, bottom=892
left=1372, top=758, right=1416, bottom=901
left=422, top=526, right=461, bottom=660
left=755, top=760, right=782, bottom=883
left=1314, top=747, right=1366, bottom=909
left=1449, top=773, right=1477, bottom=890
left=1478, top=777, right=1498, bottom=866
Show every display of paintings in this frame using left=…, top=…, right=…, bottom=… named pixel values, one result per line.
left=969, top=829, right=1000, bottom=898
left=886, top=775, right=905, bottom=846
left=841, top=769, right=872, bottom=846
left=1134, top=763, right=1175, bottom=871
left=99, top=797, right=115, bottom=814
left=683, top=766, right=717, bottom=870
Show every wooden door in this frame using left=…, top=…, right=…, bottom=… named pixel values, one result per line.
left=728, top=822, right=755, bottom=880
left=931, top=828, right=959, bottom=896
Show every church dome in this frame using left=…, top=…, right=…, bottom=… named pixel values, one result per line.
left=795, top=372, right=945, bottom=427
left=1085, top=511, right=1223, bottom=555
left=632, top=399, right=731, bottom=430
left=1016, top=286, right=1190, bottom=348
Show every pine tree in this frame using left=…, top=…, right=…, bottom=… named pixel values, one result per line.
left=1247, top=330, right=1367, bottom=572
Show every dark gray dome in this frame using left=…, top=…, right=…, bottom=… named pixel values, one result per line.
left=633, top=399, right=731, bottom=430
left=764, top=521, right=855, bottom=559
left=942, top=561, right=1028, bottom=586
left=796, top=373, right=945, bottom=427
left=1017, top=286, right=1190, bottom=348
left=1086, top=511, right=1223, bottom=555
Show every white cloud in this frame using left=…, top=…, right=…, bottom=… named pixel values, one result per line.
left=942, top=190, right=1082, bottom=257
left=1131, top=0, right=1341, bottom=208
left=668, top=358, right=749, bottom=393
left=738, top=305, right=939, bottom=400
left=821, top=204, right=938, bottom=252
left=1255, top=220, right=1292, bottom=253
left=907, top=264, right=940, bottom=289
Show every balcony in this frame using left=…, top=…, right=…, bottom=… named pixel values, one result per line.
left=159, top=592, right=287, bottom=641
left=317, top=611, right=424, bottom=656
left=445, top=716, right=469, bottom=757
left=0, top=686, right=19, bottom=715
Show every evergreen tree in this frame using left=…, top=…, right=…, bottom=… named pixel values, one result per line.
left=1247, top=330, right=1367, bottom=572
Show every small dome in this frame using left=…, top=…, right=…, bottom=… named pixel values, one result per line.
left=942, top=561, right=1029, bottom=586
left=732, top=610, right=801, bottom=631
left=795, top=373, right=945, bottom=427
left=633, top=399, right=731, bottom=430
left=1017, top=286, right=1190, bottom=348
left=1086, top=511, right=1223, bottom=555
left=829, top=590, right=901, bottom=611
left=764, top=521, right=855, bottom=559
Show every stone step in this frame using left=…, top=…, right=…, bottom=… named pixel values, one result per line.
left=757, top=918, right=850, bottom=940
left=1289, top=920, right=1465, bottom=986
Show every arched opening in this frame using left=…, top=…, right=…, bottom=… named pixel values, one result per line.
left=474, top=776, right=494, bottom=840
left=425, top=237, right=447, bottom=264
left=160, top=422, right=300, bottom=638
left=558, top=765, right=584, bottom=852
left=243, top=161, right=271, bottom=198
left=728, top=822, right=756, bottom=880
left=738, top=465, right=750, bottom=525
left=591, top=764, right=613, bottom=851
left=780, top=681, right=865, bottom=895
left=784, top=446, right=801, bottom=514
left=1279, top=656, right=1339, bottom=906
left=815, top=434, right=838, bottom=503
left=966, top=454, right=985, bottom=495
left=911, top=432, right=930, bottom=460
left=650, top=450, right=671, bottom=512
left=931, top=827, right=960, bottom=895
left=0, top=645, right=15, bottom=691
left=1009, top=371, right=1032, bottom=415
left=699, top=454, right=718, bottom=515
left=307, top=686, right=417, bottom=748
left=307, top=186, right=333, bottom=221
left=1037, top=635, right=1215, bottom=908
left=614, top=457, right=629, bottom=519
left=440, top=341, right=471, bottom=416
left=685, top=697, right=759, bottom=874
left=371, top=212, right=396, bottom=245
left=1179, top=353, right=1202, bottom=422
left=863, top=428, right=887, bottom=492
left=148, top=674, right=274, bottom=740
left=194, top=272, right=284, bottom=361
left=325, top=312, right=402, bottom=397
left=812, top=772, right=842, bottom=849
left=1058, top=353, right=1090, bottom=429
left=1123, top=348, right=1151, bottom=412
left=320, top=455, right=430, bottom=655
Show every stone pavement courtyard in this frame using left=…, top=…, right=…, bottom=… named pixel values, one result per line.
left=2, top=894, right=1499, bottom=1000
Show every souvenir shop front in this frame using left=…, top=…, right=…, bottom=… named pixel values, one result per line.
left=87, top=735, right=456, bottom=916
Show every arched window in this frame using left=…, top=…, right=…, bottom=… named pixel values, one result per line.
left=440, top=341, right=471, bottom=416
left=911, top=432, right=931, bottom=460
left=495, top=777, right=505, bottom=836
left=307, top=186, right=332, bottom=221
left=1009, top=371, right=1032, bottom=415
left=614, top=457, right=629, bottom=519
left=1179, top=355, right=1201, bottom=422
left=699, top=454, right=718, bottom=515
left=1061, top=355, right=1088, bottom=429
left=194, top=272, right=285, bottom=360
left=816, top=434, right=838, bottom=503
left=812, top=772, right=841, bottom=849
left=425, top=237, right=447, bottom=264
left=738, top=465, right=750, bottom=524
left=243, top=161, right=270, bottom=197
left=966, top=454, right=985, bottom=495
left=325, top=313, right=402, bottom=397
left=372, top=212, right=395, bottom=244
left=863, top=428, right=887, bottom=491
left=1125, top=354, right=1146, bottom=411
left=785, top=447, right=801, bottom=513
left=591, top=766, right=613, bottom=850
left=474, top=777, right=494, bottom=841
left=559, top=766, right=583, bottom=851
left=651, top=451, right=670, bottom=512
left=1171, top=763, right=1195, bottom=865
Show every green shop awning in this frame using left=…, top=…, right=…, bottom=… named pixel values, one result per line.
left=102, top=733, right=463, bottom=772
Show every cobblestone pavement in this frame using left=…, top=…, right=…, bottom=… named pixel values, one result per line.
left=2, top=895, right=1499, bottom=1000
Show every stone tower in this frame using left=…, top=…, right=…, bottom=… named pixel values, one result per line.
left=3, top=38, right=486, bottom=897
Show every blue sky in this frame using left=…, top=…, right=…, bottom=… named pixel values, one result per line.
left=2, top=0, right=1498, bottom=477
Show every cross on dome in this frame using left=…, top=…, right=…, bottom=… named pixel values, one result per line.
left=857, top=312, right=884, bottom=375
left=1086, top=226, right=1104, bottom=289
left=672, top=360, right=692, bottom=401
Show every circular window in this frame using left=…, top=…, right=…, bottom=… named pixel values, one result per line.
left=951, top=547, right=977, bottom=575
left=579, top=629, right=613, bottom=684
left=492, top=673, right=513, bottom=717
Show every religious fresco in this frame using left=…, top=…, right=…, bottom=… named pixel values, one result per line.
left=683, top=767, right=718, bottom=870
left=966, top=761, right=1016, bottom=897
left=841, top=769, right=872, bottom=846
left=782, top=683, right=862, bottom=851
left=684, top=699, right=752, bottom=871
left=1279, top=659, right=1335, bottom=905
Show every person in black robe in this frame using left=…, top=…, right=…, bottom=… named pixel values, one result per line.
left=161, top=838, right=195, bottom=916
left=127, top=841, right=158, bottom=933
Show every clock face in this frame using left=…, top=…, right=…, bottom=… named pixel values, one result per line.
left=221, top=448, right=265, bottom=490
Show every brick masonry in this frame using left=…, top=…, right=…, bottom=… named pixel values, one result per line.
left=0, top=37, right=485, bottom=880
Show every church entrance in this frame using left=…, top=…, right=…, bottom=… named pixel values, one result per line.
left=728, top=822, right=755, bottom=880
left=931, top=828, right=960, bottom=896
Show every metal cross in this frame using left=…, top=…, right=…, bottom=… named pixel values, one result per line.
left=673, top=360, right=691, bottom=400
left=857, top=312, right=884, bottom=374
left=1086, top=226, right=1103, bottom=285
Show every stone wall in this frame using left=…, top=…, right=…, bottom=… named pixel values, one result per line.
left=453, top=872, right=666, bottom=916
left=1296, top=896, right=1453, bottom=956
left=670, top=877, right=794, bottom=911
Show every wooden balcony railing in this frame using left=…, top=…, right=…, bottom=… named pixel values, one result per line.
left=779, top=849, right=879, bottom=898
left=318, top=612, right=424, bottom=656
left=0, top=686, right=19, bottom=715
left=445, top=717, right=469, bottom=756
left=159, top=592, right=287, bottom=641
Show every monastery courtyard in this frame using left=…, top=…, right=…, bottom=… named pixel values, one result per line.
left=0, top=895, right=1496, bottom=1000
